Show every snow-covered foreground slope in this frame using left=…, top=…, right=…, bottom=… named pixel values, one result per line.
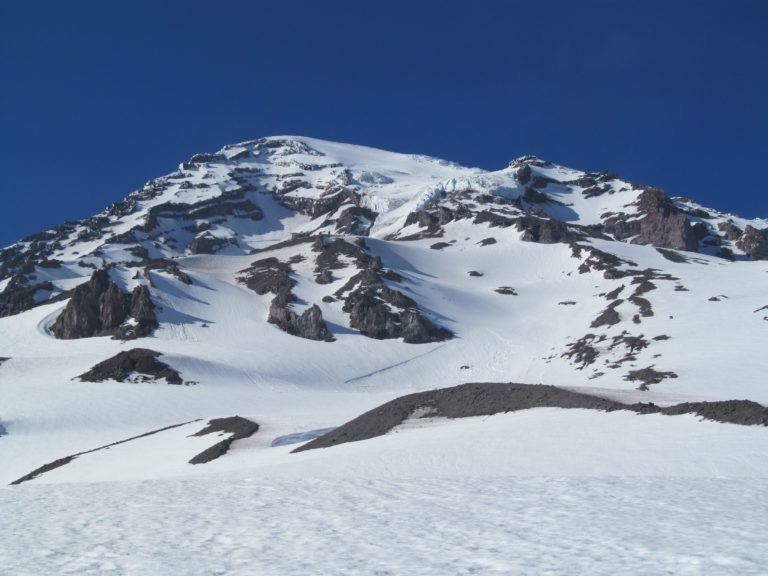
left=3, top=476, right=768, bottom=576
left=2, top=408, right=767, bottom=574
left=3, top=409, right=768, bottom=575
left=12, top=409, right=768, bottom=484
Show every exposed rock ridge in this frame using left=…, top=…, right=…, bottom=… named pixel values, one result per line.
left=294, top=382, right=768, bottom=452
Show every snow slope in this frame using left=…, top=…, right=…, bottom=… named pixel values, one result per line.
left=1, top=136, right=767, bottom=574
left=3, top=409, right=768, bottom=574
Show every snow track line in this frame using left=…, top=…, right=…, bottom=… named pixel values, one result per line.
left=343, top=343, right=447, bottom=385
left=35, top=307, right=65, bottom=337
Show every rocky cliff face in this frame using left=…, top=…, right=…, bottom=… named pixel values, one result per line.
left=121, top=285, right=158, bottom=340
left=50, top=270, right=125, bottom=339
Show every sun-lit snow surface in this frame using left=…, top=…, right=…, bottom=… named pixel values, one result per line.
left=3, top=477, right=767, bottom=576
left=2, top=233, right=767, bottom=484
left=1, top=136, right=767, bottom=574
left=2, top=411, right=768, bottom=574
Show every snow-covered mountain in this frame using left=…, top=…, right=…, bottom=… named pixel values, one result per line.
left=1, top=136, right=767, bottom=574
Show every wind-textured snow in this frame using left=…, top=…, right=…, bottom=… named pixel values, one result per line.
left=3, top=477, right=767, bottom=575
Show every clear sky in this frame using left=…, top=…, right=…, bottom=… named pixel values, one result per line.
left=1, top=0, right=766, bottom=247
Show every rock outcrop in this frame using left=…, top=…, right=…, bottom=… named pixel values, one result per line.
left=77, top=348, right=182, bottom=384
left=0, top=280, right=53, bottom=318
left=239, top=256, right=335, bottom=342
left=188, top=416, right=260, bottom=464
left=737, top=225, right=768, bottom=260
left=515, top=215, right=579, bottom=244
left=51, top=270, right=127, bottom=339
left=269, top=302, right=335, bottom=342
left=50, top=269, right=157, bottom=340
left=119, top=285, right=159, bottom=340
left=294, top=382, right=768, bottom=453
left=603, top=188, right=699, bottom=251
left=326, top=239, right=452, bottom=344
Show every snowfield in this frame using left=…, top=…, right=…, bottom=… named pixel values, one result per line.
left=3, top=477, right=767, bottom=575
left=2, top=410, right=768, bottom=575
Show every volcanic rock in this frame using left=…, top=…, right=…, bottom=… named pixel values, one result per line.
left=50, top=270, right=129, bottom=339
left=603, top=188, right=699, bottom=251
left=737, top=225, right=768, bottom=260
left=77, top=348, right=182, bottom=384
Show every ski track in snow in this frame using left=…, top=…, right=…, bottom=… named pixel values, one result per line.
left=343, top=342, right=447, bottom=385
left=2, top=477, right=767, bottom=576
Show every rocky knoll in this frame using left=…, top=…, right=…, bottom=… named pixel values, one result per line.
left=294, top=382, right=768, bottom=452
left=294, top=383, right=625, bottom=451
left=77, top=348, right=182, bottom=384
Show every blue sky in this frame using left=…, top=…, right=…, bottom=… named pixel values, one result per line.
left=1, top=0, right=766, bottom=247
